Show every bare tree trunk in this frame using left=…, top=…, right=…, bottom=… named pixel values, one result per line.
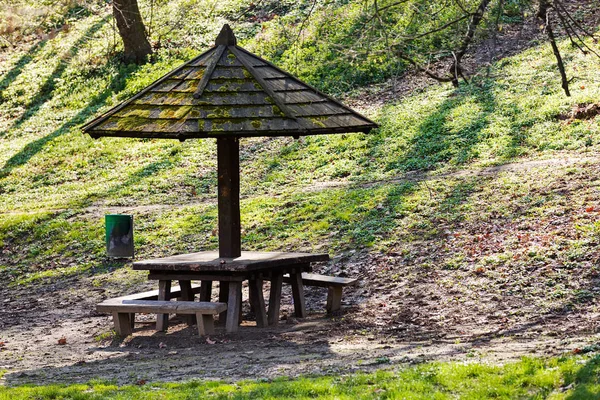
left=538, top=0, right=571, bottom=96
left=449, top=0, right=493, bottom=87
left=113, top=0, right=152, bottom=64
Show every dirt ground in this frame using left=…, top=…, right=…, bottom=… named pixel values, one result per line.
left=2, top=246, right=599, bottom=386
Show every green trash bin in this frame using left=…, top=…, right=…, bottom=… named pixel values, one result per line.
left=105, top=214, right=134, bottom=258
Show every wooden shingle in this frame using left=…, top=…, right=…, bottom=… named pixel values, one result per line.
left=82, top=25, right=377, bottom=140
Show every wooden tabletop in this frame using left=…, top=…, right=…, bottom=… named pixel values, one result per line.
left=132, top=251, right=329, bottom=272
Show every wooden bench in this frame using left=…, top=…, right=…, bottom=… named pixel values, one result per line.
left=97, top=299, right=226, bottom=337
left=282, top=273, right=358, bottom=313
left=108, top=283, right=202, bottom=302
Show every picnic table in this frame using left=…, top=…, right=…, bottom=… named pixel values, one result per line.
left=132, top=251, right=329, bottom=333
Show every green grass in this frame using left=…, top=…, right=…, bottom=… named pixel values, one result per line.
left=1, top=23, right=599, bottom=287
left=3, top=355, right=600, bottom=399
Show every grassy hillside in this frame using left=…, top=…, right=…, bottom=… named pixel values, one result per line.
left=0, top=0, right=599, bottom=290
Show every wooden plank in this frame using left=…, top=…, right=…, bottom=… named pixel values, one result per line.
left=196, top=313, right=215, bottom=336
left=289, top=272, right=306, bottom=318
left=267, top=78, right=308, bottom=91
left=268, top=272, right=283, bottom=326
left=179, top=280, right=195, bottom=325
left=204, top=80, right=262, bottom=92
left=193, top=45, right=226, bottom=99
left=112, top=312, right=132, bottom=337
left=226, top=281, right=242, bottom=333
left=326, top=287, right=343, bottom=313
left=282, top=273, right=358, bottom=288
left=148, top=272, right=245, bottom=282
left=210, top=67, right=249, bottom=79
left=134, top=91, right=274, bottom=106
left=218, top=281, right=229, bottom=324
left=156, top=280, right=171, bottom=332
left=217, top=137, right=241, bottom=258
left=98, top=300, right=227, bottom=314
left=248, top=279, right=267, bottom=328
left=278, top=90, right=324, bottom=104
left=134, top=251, right=329, bottom=272
left=98, top=118, right=198, bottom=133
left=204, top=118, right=299, bottom=133
left=251, top=65, right=287, bottom=79
left=191, top=105, right=282, bottom=119
left=287, top=102, right=347, bottom=117
left=199, top=280, right=213, bottom=302
left=105, top=284, right=202, bottom=302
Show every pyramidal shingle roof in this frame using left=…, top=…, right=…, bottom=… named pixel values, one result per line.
left=82, top=25, right=377, bottom=140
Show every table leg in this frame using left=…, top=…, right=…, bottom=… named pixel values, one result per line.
left=156, top=280, right=171, bottom=331
left=218, top=282, right=229, bottom=324
left=226, top=281, right=242, bottom=333
left=249, top=279, right=267, bottom=328
left=179, top=280, right=195, bottom=325
left=268, top=272, right=283, bottom=326
left=289, top=272, right=306, bottom=318
left=199, top=280, right=213, bottom=302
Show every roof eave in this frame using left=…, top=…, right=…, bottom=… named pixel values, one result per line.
left=87, top=125, right=376, bottom=140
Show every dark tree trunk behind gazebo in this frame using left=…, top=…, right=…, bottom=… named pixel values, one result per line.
left=113, top=0, right=152, bottom=64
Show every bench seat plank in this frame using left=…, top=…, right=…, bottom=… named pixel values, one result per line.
left=109, top=283, right=202, bottom=302
left=282, top=273, right=357, bottom=288
left=97, top=300, right=226, bottom=314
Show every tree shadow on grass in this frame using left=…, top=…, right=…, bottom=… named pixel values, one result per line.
left=0, top=16, right=110, bottom=137
left=0, top=60, right=135, bottom=179
left=0, top=39, right=48, bottom=95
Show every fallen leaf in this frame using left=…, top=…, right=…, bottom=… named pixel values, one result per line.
left=474, top=267, right=485, bottom=275
left=206, top=337, right=216, bottom=345
left=0, top=342, right=5, bottom=347
left=573, top=348, right=582, bottom=354
left=58, top=337, right=67, bottom=345
left=586, top=206, right=595, bottom=212
left=136, top=379, right=147, bottom=385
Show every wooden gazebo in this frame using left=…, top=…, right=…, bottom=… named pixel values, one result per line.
left=82, top=24, right=377, bottom=260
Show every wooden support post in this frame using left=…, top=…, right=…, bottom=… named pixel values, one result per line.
left=156, top=279, right=171, bottom=331
left=226, top=281, right=242, bottom=333
left=113, top=312, right=132, bottom=337
left=179, top=280, right=195, bottom=325
left=196, top=313, right=215, bottom=336
left=326, top=286, right=343, bottom=313
left=218, top=281, right=229, bottom=324
left=289, top=271, right=306, bottom=318
left=217, top=137, right=241, bottom=259
left=249, top=279, right=267, bottom=327
left=200, top=280, right=213, bottom=302
left=268, top=272, right=283, bottom=326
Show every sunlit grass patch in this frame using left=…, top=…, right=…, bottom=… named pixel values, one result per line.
left=4, top=356, right=600, bottom=399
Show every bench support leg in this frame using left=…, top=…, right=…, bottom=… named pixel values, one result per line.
left=129, top=313, right=135, bottom=329
left=249, top=279, right=267, bottom=328
left=179, top=280, right=196, bottom=326
left=200, top=280, right=213, bottom=302
left=218, top=282, right=229, bottom=324
left=113, top=312, right=132, bottom=337
left=268, top=273, right=283, bottom=326
left=326, top=287, right=343, bottom=313
left=156, top=280, right=171, bottom=332
left=196, top=313, right=215, bottom=336
left=226, top=281, right=242, bottom=333
left=289, top=271, right=306, bottom=318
